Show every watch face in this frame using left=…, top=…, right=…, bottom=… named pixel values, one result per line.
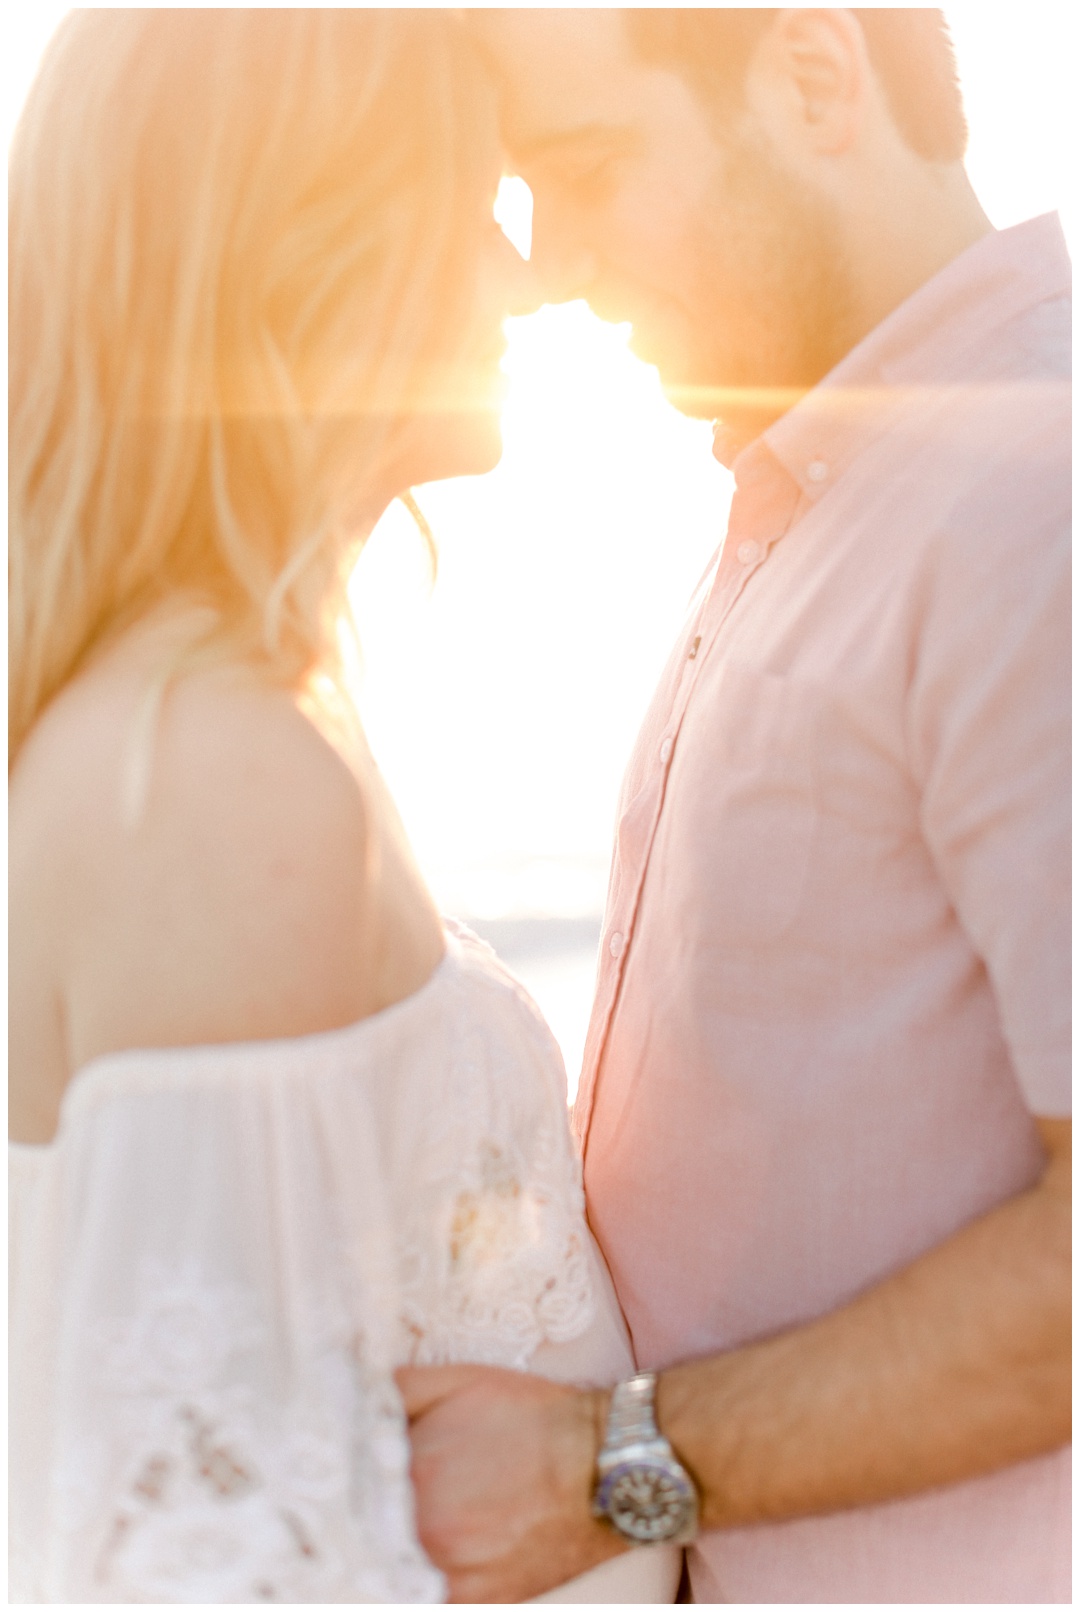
left=597, top=1460, right=695, bottom=1543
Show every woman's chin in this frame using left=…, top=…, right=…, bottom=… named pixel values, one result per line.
left=408, top=411, right=505, bottom=488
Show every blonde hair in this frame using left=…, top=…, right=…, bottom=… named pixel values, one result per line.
left=9, top=9, right=496, bottom=764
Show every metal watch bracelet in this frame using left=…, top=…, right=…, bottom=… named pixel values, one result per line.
left=592, top=1370, right=699, bottom=1545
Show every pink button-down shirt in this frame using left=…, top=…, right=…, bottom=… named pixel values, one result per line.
left=574, top=215, right=1070, bottom=1603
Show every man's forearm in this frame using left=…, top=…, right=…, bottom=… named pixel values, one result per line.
left=399, top=1120, right=1069, bottom=1602
left=657, top=1118, right=1071, bottom=1529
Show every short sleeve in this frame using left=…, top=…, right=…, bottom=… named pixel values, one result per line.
left=18, top=1058, right=444, bottom=1603
left=910, top=419, right=1070, bottom=1116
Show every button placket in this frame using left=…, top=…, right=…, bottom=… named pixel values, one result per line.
left=579, top=544, right=758, bottom=1143
left=578, top=472, right=800, bottom=1146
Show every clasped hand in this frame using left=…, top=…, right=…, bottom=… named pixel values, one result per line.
left=396, top=1364, right=628, bottom=1603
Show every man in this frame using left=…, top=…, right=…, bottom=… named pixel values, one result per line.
left=399, top=10, right=1070, bottom=1602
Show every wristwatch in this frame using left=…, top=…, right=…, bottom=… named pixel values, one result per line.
left=591, top=1370, right=699, bottom=1544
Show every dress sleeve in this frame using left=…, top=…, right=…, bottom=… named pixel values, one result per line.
left=910, top=422, right=1070, bottom=1118
left=35, top=1057, right=444, bottom=1603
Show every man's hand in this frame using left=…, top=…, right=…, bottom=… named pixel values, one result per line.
left=396, top=1363, right=628, bottom=1603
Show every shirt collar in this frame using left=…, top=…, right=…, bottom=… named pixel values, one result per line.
left=714, top=213, right=1072, bottom=500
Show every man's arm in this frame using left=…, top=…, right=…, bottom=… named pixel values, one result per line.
left=398, top=1116, right=1070, bottom=1603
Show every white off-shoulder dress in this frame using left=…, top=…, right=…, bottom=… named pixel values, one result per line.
left=9, top=921, right=680, bottom=1604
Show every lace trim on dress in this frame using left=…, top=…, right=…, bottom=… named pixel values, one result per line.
left=64, top=1262, right=443, bottom=1603
left=397, top=929, right=595, bottom=1368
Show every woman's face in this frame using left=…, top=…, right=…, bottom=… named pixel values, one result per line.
left=377, top=194, right=537, bottom=499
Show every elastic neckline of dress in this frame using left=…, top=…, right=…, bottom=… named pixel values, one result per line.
left=10, top=933, right=458, bottom=1154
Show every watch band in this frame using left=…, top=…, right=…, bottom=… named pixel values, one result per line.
left=604, top=1371, right=662, bottom=1447
left=593, top=1369, right=699, bottom=1545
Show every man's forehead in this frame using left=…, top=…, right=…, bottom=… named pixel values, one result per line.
left=467, top=9, right=651, bottom=153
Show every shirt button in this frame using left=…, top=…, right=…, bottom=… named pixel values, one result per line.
left=609, top=930, right=625, bottom=959
left=807, top=459, right=829, bottom=483
left=736, top=539, right=761, bottom=565
left=659, top=737, right=673, bottom=764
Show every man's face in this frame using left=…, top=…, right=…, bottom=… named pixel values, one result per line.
left=475, top=10, right=851, bottom=426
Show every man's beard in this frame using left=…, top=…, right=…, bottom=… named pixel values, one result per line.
left=666, top=130, right=854, bottom=436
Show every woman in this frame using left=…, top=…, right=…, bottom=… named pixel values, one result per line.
left=8, top=11, right=680, bottom=1603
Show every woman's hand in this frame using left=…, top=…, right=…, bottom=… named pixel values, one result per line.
left=396, top=1364, right=627, bottom=1602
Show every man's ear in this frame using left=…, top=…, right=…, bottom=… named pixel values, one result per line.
left=748, top=8, right=871, bottom=157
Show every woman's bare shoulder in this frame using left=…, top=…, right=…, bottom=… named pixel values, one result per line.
left=13, top=657, right=369, bottom=893
left=11, top=658, right=386, bottom=1080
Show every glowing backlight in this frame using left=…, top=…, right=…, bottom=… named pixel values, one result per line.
left=5, top=7, right=1071, bottom=1084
